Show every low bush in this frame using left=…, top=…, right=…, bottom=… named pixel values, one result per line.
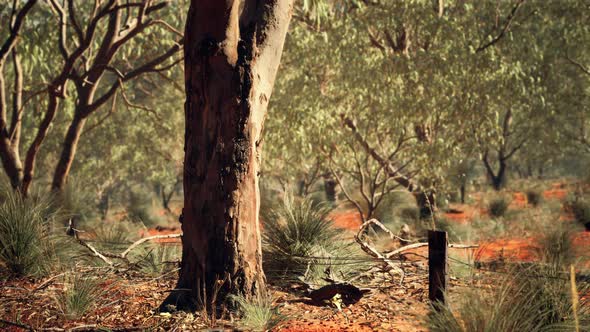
left=488, top=196, right=510, bottom=218
left=526, top=189, right=544, bottom=207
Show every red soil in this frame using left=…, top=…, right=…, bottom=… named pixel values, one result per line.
left=475, top=238, right=540, bottom=262
left=444, top=204, right=485, bottom=224
left=511, top=192, right=527, bottom=209
left=330, top=210, right=363, bottom=231
left=543, top=182, right=568, bottom=200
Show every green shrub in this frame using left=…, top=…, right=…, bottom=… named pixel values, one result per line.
left=0, top=191, right=56, bottom=277
left=55, top=273, right=102, bottom=320
left=231, top=294, right=285, bottom=331
left=568, top=199, right=590, bottom=230
left=488, top=197, right=510, bottom=218
left=526, top=189, right=544, bottom=207
left=262, top=196, right=341, bottom=276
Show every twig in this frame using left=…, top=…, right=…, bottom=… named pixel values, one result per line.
left=476, top=0, right=525, bottom=52
left=566, top=55, right=590, bottom=76
left=385, top=242, right=479, bottom=259
left=0, top=318, right=33, bottom=331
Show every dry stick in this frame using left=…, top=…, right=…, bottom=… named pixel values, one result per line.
left=362, top=218, right=413, bottom=243
left=75, top=237, right=114, bottom=266
left=0, top=318, right=33, bottom=331
left=120, top=233, right=182, bottom=259
left=355, top=219, right=406, bottom=283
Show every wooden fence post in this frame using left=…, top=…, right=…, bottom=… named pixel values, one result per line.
left=428, top=230, right=448, bottom=309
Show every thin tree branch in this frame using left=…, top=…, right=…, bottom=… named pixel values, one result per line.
left=476, top=0, right=525, bottom=53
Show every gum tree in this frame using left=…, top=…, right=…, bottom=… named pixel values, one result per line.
left=161, top=0, right=294, bottom=311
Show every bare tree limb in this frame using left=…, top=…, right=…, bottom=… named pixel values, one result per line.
left=566, top=55, right=590, bottom=76
left=476, top=0, right=525, bottom=53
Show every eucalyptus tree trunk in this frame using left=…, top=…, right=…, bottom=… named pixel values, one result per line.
left=160, top=0, right=293, bottom=311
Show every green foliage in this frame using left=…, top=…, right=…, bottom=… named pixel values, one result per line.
left=262, top=196, right=341, bottom=276
left=231, top=294, right=286, bottom=332
left=488, top=196, right=510, bottom=218
left=526, top=188, right=544, bottom=207
left=54, top=274, right=103, bottom=320
left=0, top=190, right=56, bottom=277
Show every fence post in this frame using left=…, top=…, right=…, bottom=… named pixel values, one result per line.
left=429, top=230, right=448, bottom=309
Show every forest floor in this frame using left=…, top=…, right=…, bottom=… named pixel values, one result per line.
left=1, top=181, right=590, bottom=331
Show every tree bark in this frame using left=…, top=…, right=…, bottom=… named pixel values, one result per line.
left=52, top=112, right=87, bottom=191
left=483, top=151, right=506, bottom=191
left=160, top=0, right=293, bottom=312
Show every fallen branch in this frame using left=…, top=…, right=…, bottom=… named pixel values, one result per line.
left=355, top=219, right=406, bottom=283
left=74, top=231, right=182, bottom=266
left=75, top=238, right=114, bottom=266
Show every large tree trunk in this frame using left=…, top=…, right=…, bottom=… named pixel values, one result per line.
left=160, top=0, right=293, bottom=312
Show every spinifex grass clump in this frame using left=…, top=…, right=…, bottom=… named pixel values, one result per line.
left=488, top=196, right=510, bottom=218
left=0, top=190, right=56, bottom=277
left=231, top=294, right=285, bottom=331
left=526, top=188, right=544, bottom=207
left=55, top=273, right=103, bottom=320
left=262, top=196, right=342, bottom=277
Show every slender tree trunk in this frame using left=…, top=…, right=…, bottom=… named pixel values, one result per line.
left=160, top=0, right=293, bottom=312
left=483, top=152, right=507, bottom=191
left=460, top=184, right=466, bottom=204
left=52, top=112, right=87, bottom=191
left=21, top=94, right=60, bottom=195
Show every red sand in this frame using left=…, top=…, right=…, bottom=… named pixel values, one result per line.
left=330, top=210, right=363, bottom=231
